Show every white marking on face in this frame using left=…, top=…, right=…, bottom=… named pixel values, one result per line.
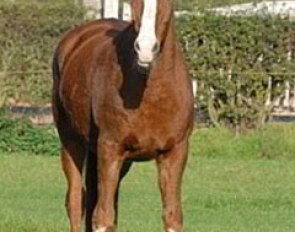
left=168, top=229, right=176, bottom=232
left=94, top=227, right=107, bottom=232
left=135, top=0, right=159, bottom=67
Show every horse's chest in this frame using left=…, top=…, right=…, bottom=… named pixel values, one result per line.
left=101, top=100, right=184, bottom=158
left=122, top=132, right=175, bottom=160
left=121, top=114, right=178, bottom=158
left=97, top=79, right=191, bottom=157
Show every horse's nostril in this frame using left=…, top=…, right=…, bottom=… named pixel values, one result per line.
left=152, top=42, right=160, bottom=54
left=134, top=41, right=140, bottom=52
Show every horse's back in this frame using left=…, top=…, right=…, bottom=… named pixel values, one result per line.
left=53, top=19, right=129, bottom=143
left=56, top=19, right=128, bottom=73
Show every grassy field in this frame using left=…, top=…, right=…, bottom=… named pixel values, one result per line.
left=1, top=146, right=295, bottom=232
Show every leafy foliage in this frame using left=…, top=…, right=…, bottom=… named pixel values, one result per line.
left=0, top=109, right=59, bottom=156
left=175, top=0, right=260, bottom=10
left=1, top=2, right=295, bottom=131
left=0, top=1, right=86, bottom=104
left=178, top=14, right=295, bottom=131
left=0, top=106, right=294, bottom=159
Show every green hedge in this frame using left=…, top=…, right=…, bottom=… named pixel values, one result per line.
left=0, top=1, right=86, bottom=104
left=175, top=0, right=255, bottom=10
left=1, top=106, right=295, bottom=159
left=0, top=109, right=59, bottom=156
left=178, top=14, right=295, bottom=130
left=1, top=2, right=295, bottom=130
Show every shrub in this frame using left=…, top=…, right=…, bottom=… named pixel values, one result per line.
left=1, top=2, right=295, bottom=131
left=0, top=1, right=86, bottom=104
left=0, top=108, right=59, bottom=156
left=178, top=14, right=295, bottom=131
left=175, top=0, right=254, bottom=10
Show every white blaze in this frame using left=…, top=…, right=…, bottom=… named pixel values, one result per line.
left=94, top=227, right=107, bottom=232
left=135, top=0, right=158, bottom=66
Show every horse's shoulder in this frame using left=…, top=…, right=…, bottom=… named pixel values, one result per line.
left=56, top=19, right=129, bottom=69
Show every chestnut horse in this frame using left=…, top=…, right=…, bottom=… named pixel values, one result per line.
left=52, top=0, right=194, bottom=231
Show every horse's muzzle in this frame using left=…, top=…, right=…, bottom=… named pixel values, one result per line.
left=134, top=39, right=160, bottom=74
left=136, top=61, right=152, bottom=75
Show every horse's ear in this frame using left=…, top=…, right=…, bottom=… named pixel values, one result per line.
left=157, top=0, right=174, bottom=40
left=130, top=0, right=144, bottom=31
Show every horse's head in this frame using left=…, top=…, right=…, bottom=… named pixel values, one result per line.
left=131, top=0, right=173, bottom=70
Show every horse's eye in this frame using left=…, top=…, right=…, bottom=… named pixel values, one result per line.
left=134, top=41, right=140, bottom=52
left=152, top=42, right=160, bottom=54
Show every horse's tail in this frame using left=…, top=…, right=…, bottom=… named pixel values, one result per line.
left=52, top=49, right=61, bottom=81
left=51, top=49, right=64, bottom=125
left=84, top=109, right=98, bottom=230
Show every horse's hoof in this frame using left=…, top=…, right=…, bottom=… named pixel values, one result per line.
left=94, top=227, right=107, bottom=232
left=94, top=226, right=115, bottom=232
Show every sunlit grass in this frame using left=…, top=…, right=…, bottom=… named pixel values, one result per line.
left=1, top=149, right=295, bottom=231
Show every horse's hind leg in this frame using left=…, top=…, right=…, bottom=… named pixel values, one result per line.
left=156, top=141, right=189, bottom=232
left=85, top=151, right=98, bottom=232
left=61, top=145, right=85, bottom=232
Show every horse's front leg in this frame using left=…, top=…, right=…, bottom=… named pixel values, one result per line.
left=156, top=140, right=189, bottom=232
left=93, top=140, right=124, bottom=232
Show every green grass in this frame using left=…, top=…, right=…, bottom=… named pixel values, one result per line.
left=191, top=123, right=295, bottom=160
left=1, top=151, right=295, bottom=231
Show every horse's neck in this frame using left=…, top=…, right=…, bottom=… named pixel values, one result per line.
left=117, top=22, right=181, bottom=109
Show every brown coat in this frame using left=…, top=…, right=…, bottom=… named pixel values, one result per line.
left=52, top=1, right=194, bottom=231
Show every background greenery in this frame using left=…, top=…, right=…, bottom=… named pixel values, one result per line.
left=0, top=110, right=59, bottom=156
left=175, top=0, right=262, bottom=10
left=1, top=1, right=294, bottom=130
left=0, top=109, right=294, bottom=160
left=178, top=14, right=295, bottom=130
left=0, top=1, right=85, bottom=104
left=1, top=0, right=293, bottom=155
